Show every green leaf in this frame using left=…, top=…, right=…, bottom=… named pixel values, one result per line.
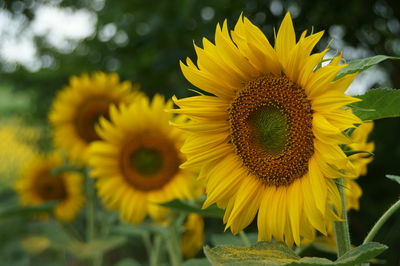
left=39, top=220, right=74, bottom=246
left=335, top=242, right=388, bottom=265
left=351, top=89, right=400, bottom=121
left=160, top=199, right=224, bottom=218
left=204, top=241, right=387, bottom=266
left=335, top=55, right=399, bottom=80
left=204, top=242, right=300, bottom=266
left=67, top=237, right=127, bottom=259
left=386, top=174, right=400, bottom=184
left=0, top=202, right=56, bottom=219
left=344, top=150, right=374, bottom=157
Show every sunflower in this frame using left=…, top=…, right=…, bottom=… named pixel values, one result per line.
left=14, top=153, right=85, bottom=222
left=171, top=13, right=362, bottom=246
left=49, top=72, right=139, bottom=163
left=88, top=94, right=195, bottom=223
left=181, top=214, right=204, bottom=259
left=340, top=122, right=374, bottom=211
left=347, top=121, right=374, bottom=178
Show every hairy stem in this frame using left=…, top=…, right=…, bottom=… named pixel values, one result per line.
left=333, top=178, right=351, bottom=257
left=363, top=198, right=400, bottom=244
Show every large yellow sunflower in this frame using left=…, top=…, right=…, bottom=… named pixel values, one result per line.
left=49, top=72, right=139, bottom=163
left=172, top=13, right=362, bottom=246
left=88, top=95, right=195, bottom=223
left=14, top=153, right=85, bottom=222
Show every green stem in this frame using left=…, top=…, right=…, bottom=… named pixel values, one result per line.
left=150, top=234, right=163, bottom=266
left=142, top=232, right=163, bottom=266
left=333, top=178, right=352, bottom=257
left=85, top=174, right=96, bottom=242
left=363, top=198, right=400, bottom=244
left=166, top=222, right=182, bottom=266
left=85, top=171, right=101, bottom=266
left=239, top=231, right=251, bottom=247
left=141, top=232, right=153, bottom=259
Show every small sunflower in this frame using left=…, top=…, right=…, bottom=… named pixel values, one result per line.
left=14, top=153, right=85, bottom=222
left=345, top=121, right=374, bottom=211
left=312, top=122, right=374, bottom=250
left=89, top=95, right=195, bottom=223
left=181, top=214, right=204, bottom=259
left=49, top=72, right=139, bottom=163
left=348, top=122, right=374, bottom=178
left=172, top=13, right=362, bottom=246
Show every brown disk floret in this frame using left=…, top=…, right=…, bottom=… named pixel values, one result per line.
left=75, top=97, right=114, bottom=142
left=34, top=171, right=67, bottom=201
left=229, top=75, right=314, bottom=186
left=119, top=133, right=181, bottom=191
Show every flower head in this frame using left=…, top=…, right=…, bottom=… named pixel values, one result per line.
left=14, top=153, right=85, bottom=222
left=172, top=13, right=362, bottom=246
left=89, top=95, right=196, bottom=223
left=49, top=72, right=139, bottom=163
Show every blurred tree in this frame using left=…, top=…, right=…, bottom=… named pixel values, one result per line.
left=1, top=0, right=400, bottom=117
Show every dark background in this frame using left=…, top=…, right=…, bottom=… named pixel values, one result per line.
left=0, top=0, right=399, bottom=265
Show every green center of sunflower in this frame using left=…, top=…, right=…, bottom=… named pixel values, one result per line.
left=229, top=74, right=314, bottom=187
left=249, top=106, right=289, bottom=155
left=130, top=148, right=163, bottom=176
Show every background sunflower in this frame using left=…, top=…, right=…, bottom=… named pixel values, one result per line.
left=14, top=153, right=85, bottom=222
left=310, top=121, right=375, bottom=251
left=89, top=94, right=197, bottom=223
left=49, top=72, right=139, bottom=163
left=181, top=213, right=205, bottom=259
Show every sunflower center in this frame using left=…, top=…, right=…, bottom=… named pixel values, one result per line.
left=75, top=98, right=113, bottom=142
left=120, top=133, right=180, bottom=191
left=229, top=74, right=314, bottom=187
left=35, top=172, right=67, bottom=201
left=130, top=148, right=163, bottom=176
left=249, top=106, right=289, bottom=155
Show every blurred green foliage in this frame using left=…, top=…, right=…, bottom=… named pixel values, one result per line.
left=0, top=0, right=399, bottom=265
